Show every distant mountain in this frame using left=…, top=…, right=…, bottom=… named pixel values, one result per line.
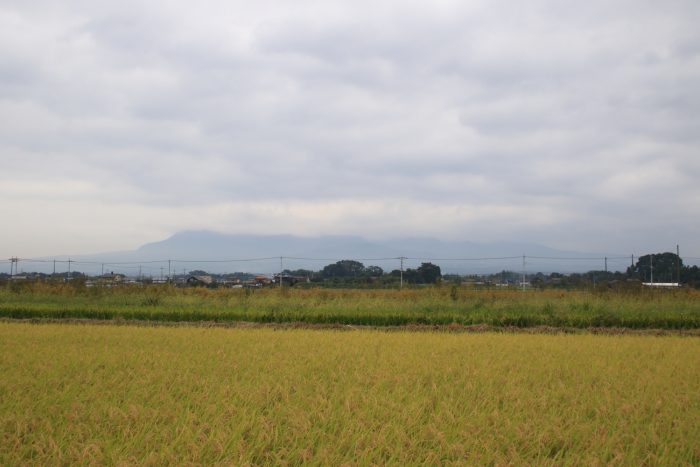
left=28, top=230, right=624, bottom=276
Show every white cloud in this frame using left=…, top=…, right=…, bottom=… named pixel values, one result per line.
left=1, top=0, right=699, bottom=257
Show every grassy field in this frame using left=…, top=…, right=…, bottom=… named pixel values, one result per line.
left=1, top=322, right=699, bottom=464
left=1, top=282, right=700, bottom=329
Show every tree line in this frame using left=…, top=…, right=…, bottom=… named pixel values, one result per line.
left=3, top=252, right=699, bottom=288
left=282, top=260, right=442, bottom=286
left=281, top=252, right=700, bottom=288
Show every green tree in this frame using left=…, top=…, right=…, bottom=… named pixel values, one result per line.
left=681, top=265, right=700, bottom=287
left=628, top=253, right=682, bottom=282
left=321, top=260, right=366, bottom=278
left=364, top=265, right=384, bottom=277
left=417, top=262, right=441, bottom=284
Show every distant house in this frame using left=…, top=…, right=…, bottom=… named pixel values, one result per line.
left=272, top=274, right=309, bottom=286
left=254, top=275, right=273, bottom=285
left=98, top=273, right=126, bottom=285
left=217, top=278, right=240, bottom=287
left=186, top=275, right=214, bottom=287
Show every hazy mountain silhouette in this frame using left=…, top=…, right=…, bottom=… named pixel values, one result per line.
left=34, top=230, right=621, bottom=276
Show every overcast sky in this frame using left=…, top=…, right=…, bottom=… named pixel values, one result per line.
left=1, top=0, right=699, bottom=258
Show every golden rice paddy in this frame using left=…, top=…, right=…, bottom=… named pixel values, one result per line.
left=1, top=322, right=698, bottom=464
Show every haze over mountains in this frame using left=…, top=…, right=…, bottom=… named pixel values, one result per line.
left=32, top=230, right=630, bottom=276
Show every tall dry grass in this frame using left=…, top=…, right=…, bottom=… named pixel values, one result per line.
left=1, top=282, right=699, bottom=328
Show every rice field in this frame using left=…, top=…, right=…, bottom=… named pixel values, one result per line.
left=1, top=322, right=699, bottom=464
left=1, top=282, right=700, bottom=329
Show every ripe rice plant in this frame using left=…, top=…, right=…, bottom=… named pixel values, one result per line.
left=1, top=322, right=698, bottom=464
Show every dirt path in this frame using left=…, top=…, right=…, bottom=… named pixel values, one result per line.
left=2, top=317, right=699, bottom=336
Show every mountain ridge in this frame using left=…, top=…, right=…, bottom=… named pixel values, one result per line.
left=26, top=230, right=625, bottom=275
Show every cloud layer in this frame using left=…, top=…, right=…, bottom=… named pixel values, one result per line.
left=1, top=0, right=699, bottom=257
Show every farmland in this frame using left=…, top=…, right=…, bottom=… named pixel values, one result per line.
left=1, top=282, right=699, bottom=329
left=1, top=322, right=699, bottom=464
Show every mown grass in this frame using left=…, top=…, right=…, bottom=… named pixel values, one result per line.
left=1, top=282, right=700, bottom=328
left=1, top=322, right=698, bottom=464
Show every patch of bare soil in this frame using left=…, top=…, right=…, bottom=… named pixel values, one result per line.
left=2, top=318, right=699, bottom=336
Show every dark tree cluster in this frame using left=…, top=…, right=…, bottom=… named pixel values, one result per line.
left=390, top=262, right=442, bottom=284
left=320, top=260, right=384, bottom=279
left=627, top=253, right=683, bottom=283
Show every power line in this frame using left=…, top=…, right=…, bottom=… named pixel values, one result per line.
left=404, top=256, right=522, bottom=261
left=527, top=256, right=609, bottom=261
left=284, top=256, right=400, bottom=262
left=6, top=251, right=698, bottom=277
left=9, top=253, right=696, bottom=264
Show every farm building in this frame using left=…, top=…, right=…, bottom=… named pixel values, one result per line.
left=186, top=275, right=214, bottom=287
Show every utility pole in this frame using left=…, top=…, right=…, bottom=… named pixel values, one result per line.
left=604, top=257, right=608, bottom=274
left=677, top=244, right=681, bottom=285
left=280, top=256, right=283, bottom=288
left=53, top=259, right=56, bottom=276
left=521, top=255, right=526, bottom=291
left=68, top=258, right=72, bottom=275
left=139, top=265, right=142, bottom=281
left=168, top=260, right=171, bottom=281
left=650, top=254, right=654, bottom=284
left=399, top=257, right=405, bottom=289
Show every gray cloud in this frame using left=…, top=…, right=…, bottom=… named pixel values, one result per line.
left=1, top=0, right=699, bottom=257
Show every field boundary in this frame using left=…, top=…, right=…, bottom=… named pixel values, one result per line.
left=3, top=317, right=700, bottom=336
